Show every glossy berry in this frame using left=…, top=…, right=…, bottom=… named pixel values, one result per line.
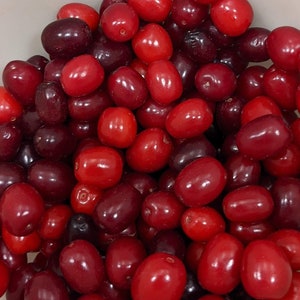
left=0, top=162, right=26, bottom=196
left=0, top=182, right=45, bottom=237
left=197, top=232, right=244, bottom=295
left=266, top=26, right=300, bottom=72
left=174, top=156, right=227, bottom=207
left=240, top=95, right=282, bottom=126
left=105, top=236, right=147, bottom=290
left=165, top=98, right=213, bottom=139
left=241, top=239, right=293, bottom=299
left=28, top=159, right=76, bottom=205
left=70, top=182, right=103, bottom=215
left=97, top=107, right=137, bottom=148
left=93, top=182, right=142, bottom=234
left=60, top=54, right=105, bottom=97
left=236, top=115, right=292, bottom=160
left=126, top=128, right=173, bottom=173
left=210, top=0, right=254, bottom=37
left=57, top=2, right=100, bottom=31
left=2, top=60, right=43, bottom=107
left=2, top=228, right=41, bottom=255
left=146, top=59, right=183, bottom=106
left=107, top=66, right=148, bottom=109
left=132, top=23, right=173, bottom=64
left=237, top=27, right=270, bottom=62
left=170, top=0, right=208, bottom=30
left=141, top=191, right=185, bottom=230
left=0, top=87, right=23, bottom=124
left=181, top=206, right=226, bottom=242
left=24, top=270, right=69, bottom=300
left=38, top=204, right=72, bottom=240
left=74, top=146, right=123, bottom=189
left=263, top=64, right=298, bottom=111
left=41, top=18, right=92, bottom=59
left=35, top=81, right=68, bottom=125
left=59, top=239, right=105, bottom=294
left=100, top=3, right=139, bottom=42
left=195, top=63, right=237, bottom=102
left=271, top=177, right=300, bottom=230
left=222, top=185, right=274, bottom=223
left=263, top=143, right=300, bottom=177
left=128, top=0, right=172, bottom=22
left=131, top=252, right=187, bottom=300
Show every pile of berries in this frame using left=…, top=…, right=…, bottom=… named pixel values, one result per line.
left=0, top=0, right=300, bottom=299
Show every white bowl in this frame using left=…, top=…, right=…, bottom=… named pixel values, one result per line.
left=1, top=0, right=300, bottom=86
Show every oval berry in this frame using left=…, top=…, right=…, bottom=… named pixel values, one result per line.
left=174, top=156, right=227, bottom=207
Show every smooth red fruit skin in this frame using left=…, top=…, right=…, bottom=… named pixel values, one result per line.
left=0, top=182, right=45, bottom=237
left=165, top=98, right=213, bottom=139
left=97, top=107, right=137, bottom=148
left=2, top=60, right=43, bottom=106
left=0, top=237, right=27, bottom=270
left=132, top=23, right=173, bottom=64
left=24, top=270, right=69, bottom=300
left=0, top=87, right=23, bottom=124
left=70, top=182, right=102, bottom=215
left=271, top=177, right=300, bottom=230
left=105, top=236, right=147, bottom=290
left=194, top=63, right=237, bottom=102
left=222, top=185, right=274, bottom=223
left=41, top=18, right=92, bottom=59
left=280, top=271, right=300, bottom=300
left=224, top=153, right=261, bottom=192
left=38, top=204, right=72, bottom=240
left=236, top=115, right=292, bottom=160
left=59, top=239, right=105, bottom=294
left=107, top=66, right=148, bottom=110
left=181, top=206, right=226, bottom=242
left=171, top=0, right=208, bottom=30
left=241, top=239, right=293, bottom=299
left=210, top=0, right=253, bottom=37
left=74, top=146, right=123, bottom=189
left=197, top=232, right=244, bottom=295
left=126, top=128, right=173, bottom=173
left=241, top=95, right=282, bottom=126
left=61, top=54, right=105, bottom=97
left=268, top=229, right=300, bottom=271
left=174, top=156, right=227, bottom=207
left=263, top=143, right=300, bottom=177
left=93, top=182, right=142, bottom=234
left=185, top=241, right=206, bottom=273
left=263, top=65, right=298, bottom=111
left=266, top=26, right=300, bottom=72
left=0, top=260, right=10, bottom=297
left=28, top=159, right=76, bottom=205
left=100, top=3, right=139, bottom=42
left=128, top=0, right=172, bottom=22
left=146, top=59, right=183, bottom=106
left=141, top=191, right=185, bottom=230
left=235, top=65, right=266, bottom=101
left=131, top=252, right=187, bottom=300
left=2, top=228, right=41, bottom=255
left=230, top=220, right=274, bottom=245
left=136, top=97, right=174, bottom=129
left=57, top=3, right=100, bottom=31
